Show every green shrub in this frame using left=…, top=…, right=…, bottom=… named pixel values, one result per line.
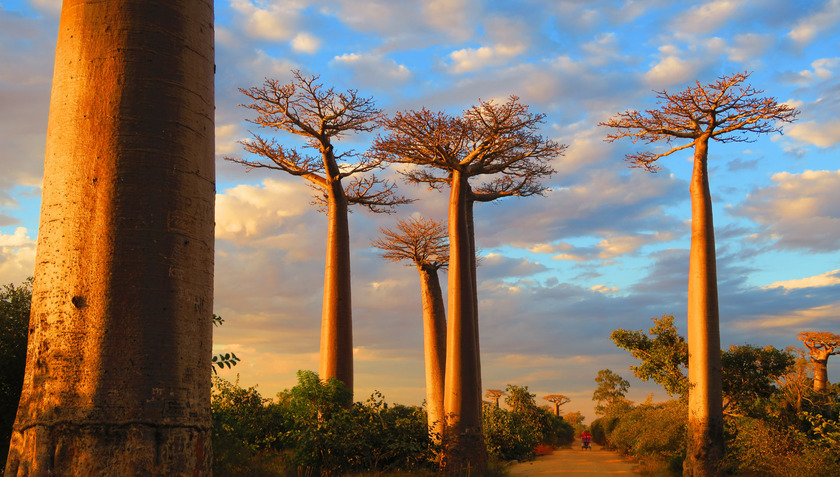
left=482, top=384, right=574, bottom=462
left=212, top=371, right=437, bottom=475
left=725, top=415, right=840, bottom=476
left=607, top=400, right=686, bottom=460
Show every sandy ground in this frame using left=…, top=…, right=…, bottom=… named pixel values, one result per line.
left=507, top=440, right=641, bottom=476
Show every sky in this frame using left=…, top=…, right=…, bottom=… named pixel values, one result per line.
left=1, top=0, right=839, bottom=423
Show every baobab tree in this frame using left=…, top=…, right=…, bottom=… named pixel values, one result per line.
left=485, top=389, right=505, bottom=409
left=798, top=331, right=840, bottom=392
left=372, top=97, right=564, bottom=472
left=601, top=71, right=799, bottom=477
left=544, top=394, right=571, bottom=416
left=372, top=217, right=448, bottom=439
left=228, top=71, right=409, bottom=396
left=5, top=1, right=215, bottom=475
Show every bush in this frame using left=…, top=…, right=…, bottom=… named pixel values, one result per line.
left=212, top=371, right=437, bottom=475
left=724, top=415, right=840, bottom=476
left=482, top=384, right=574, bottom=462
left=607, top=400, right=686, bottom=460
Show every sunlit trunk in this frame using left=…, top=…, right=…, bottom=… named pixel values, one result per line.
left=5, top=1, right=215, bottom=475
left=441, top=170, right=486, bottom=473
left=418, top=264, right=446, bottom=441
left=684, top=137, right=724, bottom=477
left=319, top=156, right=354, bottom=398
left=813, top=358, right=828, bottom=392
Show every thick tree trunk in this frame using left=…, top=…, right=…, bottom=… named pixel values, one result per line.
left=684, top=138, right=724, bottom=477
left=441, top=171, right=486, bottom=473
left=466, top=197, right=483, bottom=395
left=5, top=1, right=215, bottom=475
left=813, top=358, right=828, bottom=392
left=418, top=265, right=446, bottom=441
left=319, top=172, right=354, bottom=397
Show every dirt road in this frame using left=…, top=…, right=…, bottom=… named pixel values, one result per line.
left=508, top=441, right=641, bottom=476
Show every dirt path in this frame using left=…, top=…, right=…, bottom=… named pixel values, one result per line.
left=507, top=440, right=641, bottom=476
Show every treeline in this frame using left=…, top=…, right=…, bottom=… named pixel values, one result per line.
left=210, top=371, right=574, bottom=476
left=591, top=315, right=840, bottom=475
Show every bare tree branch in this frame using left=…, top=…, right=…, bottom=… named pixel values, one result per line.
left=600, top=71, right=799, bottom=172
left=372, top=216, right=449, bottom=269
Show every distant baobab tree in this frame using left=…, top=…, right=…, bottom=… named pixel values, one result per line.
left=544, top=394, right=571, bottom=416
left=6, top=1, right=215, bottom=475
left=601, top=71, right=799, bottom=477
left=798, top=331, right=840, bottom=392
left=372, top=217, right=448, bottom=439
left=485, top=389, right=505, bottom=409
left=372, top=97, right=564, bottom=473
left=228, top=71, right=409, bottom=396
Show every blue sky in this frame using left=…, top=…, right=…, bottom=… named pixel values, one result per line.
left=1, top=0, right=839, bottom=421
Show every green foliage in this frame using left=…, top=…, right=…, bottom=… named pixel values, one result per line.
left=212, top=371, right=436, bottom=475
left=724, top=415, right=840, bottom=476
left=606, top=400, right=687, bottom=461
left=211, top=375, right=290, bottom=476
left=592, top=369, right=630, bottom=415
left=610, top=314, right=689, bottom=398
left=482, top=384, right=574, bottom=462
left=212, top=352, right=241, bottom=374
left=721, top=344, right=794, bottom=417
left=212, top=314, right=241, bottom=374
left=0, top=277, right=32, bottom=471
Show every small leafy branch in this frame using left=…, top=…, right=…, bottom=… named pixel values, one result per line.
left=212, top=352, right=241, bottom=374
left=212, top=314, right=241, bottom=375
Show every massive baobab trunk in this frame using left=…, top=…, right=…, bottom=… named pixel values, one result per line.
left=418, top=264, right=446, bottom=440
left=466, top=195, right=482, bottom=392
left=4, top=1, right=215, bottom=475
left=320, top=171, right=354, bottom=396
left=813, top=359, right=829, bottom=391
left=685, top=138, right=724, bottom=477
left=442, top=171, right=485, bottom=473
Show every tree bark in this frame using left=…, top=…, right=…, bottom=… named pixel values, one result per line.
left=5, top=1, right=215, bottom=475
left=319, top=152, right=354, bottom=397
left=466, top=196, right=483, bottom=397
left=418, top=265, right=446, bottom=441
left=684, top=137, right=725, bottom=477
left=441, top=171, right=486, bottom=473
left=813, top=358, right=828, bottom=392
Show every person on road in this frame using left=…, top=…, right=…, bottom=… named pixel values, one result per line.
left=581, top=430, right=592, bottom=450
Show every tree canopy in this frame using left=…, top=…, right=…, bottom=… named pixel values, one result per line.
left=611, top=314, right=689, bottom=398
left=601, top=71, right=799, bottom=171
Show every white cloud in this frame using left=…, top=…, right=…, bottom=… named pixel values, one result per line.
left=725, top=33, right=776, bottom=64
left=30, top=0, right=61, bottom=15
left=215, top=178, right=315, bottom=244
left=787, top=0, right=840, bottom=46
left=733, top=170, right=840, bottom=252
left=673, top=0, right=740, bottom=34
left=0, top=227, right=36, bottom=284
left=786, top=119, right=840, bottom=148
left=229, top=0, right=302, bottom=42
left=332, top=53, right=411, bottom=88
left=215, top=123, right=242, bottom=156
left=448, top=43, right=527, bottom=74
left=590, top=284, right=618, bottom=294
left=643, top=50, right=702, bottom=87
left=291, top=32, right=321, bottom=54
left=422, top=0, right=475, bottom=40
left=732, top=302, right=840, bottom=332
left=764, top=269, right=840, bottom=290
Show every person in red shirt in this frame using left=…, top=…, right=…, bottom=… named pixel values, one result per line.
left=581, top=430, right=592, bottom=450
